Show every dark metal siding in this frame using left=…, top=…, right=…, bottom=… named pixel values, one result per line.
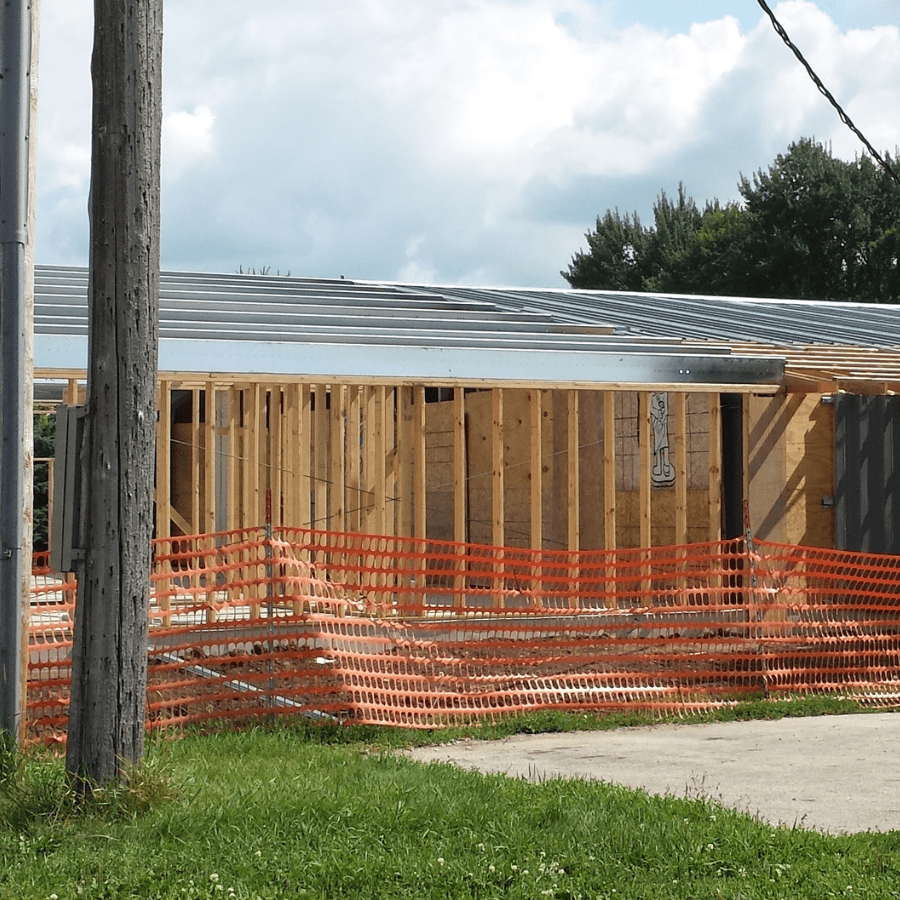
left=835, top=395, right=900, bottom=554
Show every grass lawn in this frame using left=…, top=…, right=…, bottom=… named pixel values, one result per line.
left=2, top=702, right=899, bottom=899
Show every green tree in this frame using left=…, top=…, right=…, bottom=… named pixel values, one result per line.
left=563, top=207, right=650, bottom=292
left=562, top=139, right=900, bottom=303
left=563, top=185, right=704, bottom=293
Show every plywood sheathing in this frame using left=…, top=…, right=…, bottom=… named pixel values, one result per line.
left=748, top=392, right=835, bottom=548
left=424, top=388, right=721, bottom=552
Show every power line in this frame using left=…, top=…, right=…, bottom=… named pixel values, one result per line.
left=755, top=0, right=900, bottom=187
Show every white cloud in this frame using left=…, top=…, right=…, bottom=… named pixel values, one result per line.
left=33, top=0, right=900, bottom=285
left=163, top=106, right=216, bottom=178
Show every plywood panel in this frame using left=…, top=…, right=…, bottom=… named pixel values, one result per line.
left=365, top=386, right=386, bottom=534
left=568, top=391, right=580, bottom=552
left=283, top=383, right=298, bottom=529
left=748, top=393, right=787, bottom=543
left=749, top=392, right=835, bottom=548
left=314, top=384, right=328, bottom=529
left=346, top=385, right=361, bottom=532
left=530, top=389, right=542, bottom=549
left=577, top=391, right=602, bottom=550
left=269, top=388, right=283, bottom=526
left=638, top=392, right=651, bottom=549
left=204, top=382, right=217, bottom=534
left=424, top=396, right=454, bottom=541
left=191, top=388, right=201, bottom=533
left=673, top=392, right=688, bottom=545
left=603, top=391, right=616, bottom=551
left=398, top=387, right=414, bottom=538
left=298, top=384, right=311, bottom=529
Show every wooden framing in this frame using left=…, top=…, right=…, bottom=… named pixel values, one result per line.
left=204, top=380, right=216, bottom=535
left=453, top=388, right=467, bottom=607
left=372, top=385, right=386, bottom=535
left=413, top=387, right=426, bottom=540
left=638, top=392, right=651, bottom=550
left=398, top=387, right=414, bottom=539
left=298, top=384, right=312, bottom=529
left=110, top=377, right=759, bottom=573
left=492, top=387, right=505, bottom=606
left=330, top=384, right=345, bottom=532
left=345, top=385, right=360, bottom=533
left=314, top=383, right=328, bottom=529
left=603, top=391, right=616, bottom=552
left=453, top=389, right=466, bottom=545
left=155, top=380, right=171, bottom=540
left=191, top=387, right=200, bottom=533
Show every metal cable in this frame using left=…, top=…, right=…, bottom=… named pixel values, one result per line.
left=755, top=0, right=900, bottom=186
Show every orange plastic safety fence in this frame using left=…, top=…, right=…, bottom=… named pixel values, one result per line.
left=25, top=530, right=900, bottom=743
left=749, top=541, right=900, bottom=706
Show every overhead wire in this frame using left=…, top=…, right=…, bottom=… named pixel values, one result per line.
left=755, top=0, right=900, bottom=186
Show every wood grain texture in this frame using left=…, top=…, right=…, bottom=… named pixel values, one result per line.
left=67, top=0, right=163, bottom=784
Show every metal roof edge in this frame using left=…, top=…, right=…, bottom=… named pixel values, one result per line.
left=35, top=333, right=785, bottom=390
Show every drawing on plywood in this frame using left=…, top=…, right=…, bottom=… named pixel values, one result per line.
left=650, top=392, right=675, bottom=486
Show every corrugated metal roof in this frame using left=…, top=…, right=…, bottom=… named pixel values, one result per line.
left=33, top=264, right=897, bottom=391
left=412, top=283, right=900, bottom=349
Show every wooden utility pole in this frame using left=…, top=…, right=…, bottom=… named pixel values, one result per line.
left=66, top=0, right=163, bottom=785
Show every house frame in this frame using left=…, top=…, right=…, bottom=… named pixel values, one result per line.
left=35, top=266, right=900, bottom=556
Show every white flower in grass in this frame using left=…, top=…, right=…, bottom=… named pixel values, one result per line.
left=210, top=874, right=219, bottom=883
left=437, top=858, right=444, bottom=866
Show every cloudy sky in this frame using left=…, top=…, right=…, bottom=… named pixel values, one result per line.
left=35, top=0, right=900, bottom=288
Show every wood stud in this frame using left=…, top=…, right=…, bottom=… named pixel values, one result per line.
left=148, top=380, right=745, bottom=603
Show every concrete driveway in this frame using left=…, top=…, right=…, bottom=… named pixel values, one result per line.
left=405, top=712, right=900, bottom=834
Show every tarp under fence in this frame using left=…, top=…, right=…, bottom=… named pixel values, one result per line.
left=26, top=529, right=900, bottom=742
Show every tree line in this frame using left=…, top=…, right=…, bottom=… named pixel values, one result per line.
left=562, top=138, right=900, bottom=303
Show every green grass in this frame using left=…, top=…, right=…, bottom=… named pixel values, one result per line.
left=0, top=699, right=896, bottom=900
left=282, top=693, right=867, bottom=752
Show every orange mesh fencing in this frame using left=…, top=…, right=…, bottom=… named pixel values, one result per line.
left=25, top=529, right=900, bottom=742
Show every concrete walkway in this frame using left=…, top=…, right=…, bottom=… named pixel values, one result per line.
left=405, top=712, right=900, bottom=834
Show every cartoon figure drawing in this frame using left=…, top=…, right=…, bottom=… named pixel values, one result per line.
left=650, top=392, right=675, bottom=486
